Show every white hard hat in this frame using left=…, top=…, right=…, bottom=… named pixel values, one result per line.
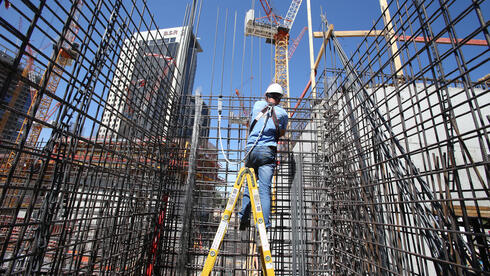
left=265, top=83, right=284, bottom=96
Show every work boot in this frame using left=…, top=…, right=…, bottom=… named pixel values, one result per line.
left=239, top=217, right=249, bottom=231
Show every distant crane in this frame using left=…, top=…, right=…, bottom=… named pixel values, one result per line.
left=288, top=26, right=307, bottom=59
left=2, top=1, right=82, bottom=172
left=244, top=0, right=302, bottom=218
left=245, top=0, right=303, bottom=107
left=234, top=75, right=253, bottom=118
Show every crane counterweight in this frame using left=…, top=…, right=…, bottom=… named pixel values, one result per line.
left=244, top=9, right=280, bottom=39
left=244, top=0, right=302, bottom=104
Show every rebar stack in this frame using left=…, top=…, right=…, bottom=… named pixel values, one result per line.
left=0, top=0, right=488, bottom=275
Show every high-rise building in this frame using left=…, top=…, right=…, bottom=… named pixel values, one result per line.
left=99, top=26, right=202, bottom=139
left=0, top=51, right=35, bottom=144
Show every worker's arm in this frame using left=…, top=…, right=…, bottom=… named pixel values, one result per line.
left=279, top=111, right=288, bottom=138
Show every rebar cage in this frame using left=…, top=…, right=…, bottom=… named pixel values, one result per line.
left=0, top=0, right=192, bottom=274
left=0, top=0, right=489, bottom=275
left=314, top=0, right=489, bottom=274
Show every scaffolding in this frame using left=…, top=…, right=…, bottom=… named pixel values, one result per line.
left=0, top=0, right=489, bottom=275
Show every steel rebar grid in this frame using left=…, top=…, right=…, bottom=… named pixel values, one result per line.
left=314, top=0, right=489, bottom=274
left=0, top=0, right=195, bottom=274
left=179, top=94, right=323, bottom=275
left=0, top=0, right=488, bottom=275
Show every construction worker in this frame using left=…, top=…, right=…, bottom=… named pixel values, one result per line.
left=239, top=83, right=288, bottom=230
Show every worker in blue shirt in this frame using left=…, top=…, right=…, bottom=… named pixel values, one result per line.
left=239, top=83, right=288, bottom=230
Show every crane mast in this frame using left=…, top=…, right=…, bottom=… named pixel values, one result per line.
left=274, top=28, right=289, bottom=107
left=244, top=0, right=302, bottom=108
left=2, top=1, right=81, bottom=172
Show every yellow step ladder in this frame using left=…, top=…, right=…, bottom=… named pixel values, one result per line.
left=201, top=167, right=275, bottom=276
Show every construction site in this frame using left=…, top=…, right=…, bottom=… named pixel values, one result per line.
left=0, top=0, right=488, bottom=275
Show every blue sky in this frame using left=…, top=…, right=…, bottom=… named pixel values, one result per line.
left=147, top=0, right=389, bottom=99
left=0, top=0, right=487, bottom=145
left=2, top=0, right=487, bottom=105
left=147, top=0, right=489, bottom=101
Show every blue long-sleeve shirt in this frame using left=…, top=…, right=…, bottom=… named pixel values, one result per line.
left=246, top=100, right=288, bottom=148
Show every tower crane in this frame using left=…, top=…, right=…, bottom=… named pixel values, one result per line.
left=2, top=1, right=82, bottom=172
left=244, top=0, right=302, bottom=219
left=244, top=0, right=302, bottom=107
left=288, top=26, right=307, bottom=59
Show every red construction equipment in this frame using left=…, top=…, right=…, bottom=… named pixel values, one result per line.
left=288, top=26, right=307, bottom=59
left=245, top=0, right=303, bottom=104
left=146, top=195, right=169, bottom=276
left=2, top=1, right=82, bottom=172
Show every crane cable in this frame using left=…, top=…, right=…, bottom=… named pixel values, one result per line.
left=209, top=7, right=220, bottom=97
left=215, top=8, right=269, bottom=165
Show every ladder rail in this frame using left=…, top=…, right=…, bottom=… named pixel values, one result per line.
left=201, top=167, right=275, bottom=276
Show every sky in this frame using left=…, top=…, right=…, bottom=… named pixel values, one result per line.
left=2, top=0, right=487, bottom=105
left=146, top=0, right=489, bottom=101
left=146, top=0, right=390, bottom=100
left=0, top=0, right=488, bottom=149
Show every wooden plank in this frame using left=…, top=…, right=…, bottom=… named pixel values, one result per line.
left=452, top=205, right=490, bottom=218
left=397, top=35, right=489, bottom=46
left=478, top=73, right=490, bottom=83
left=379, top=0, right=403, bottom=77
left=313, top=30, right=383, bottom=38
left=313, top=24, right=334, bottom=70
left=312, top=31, right=489, bottom=46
